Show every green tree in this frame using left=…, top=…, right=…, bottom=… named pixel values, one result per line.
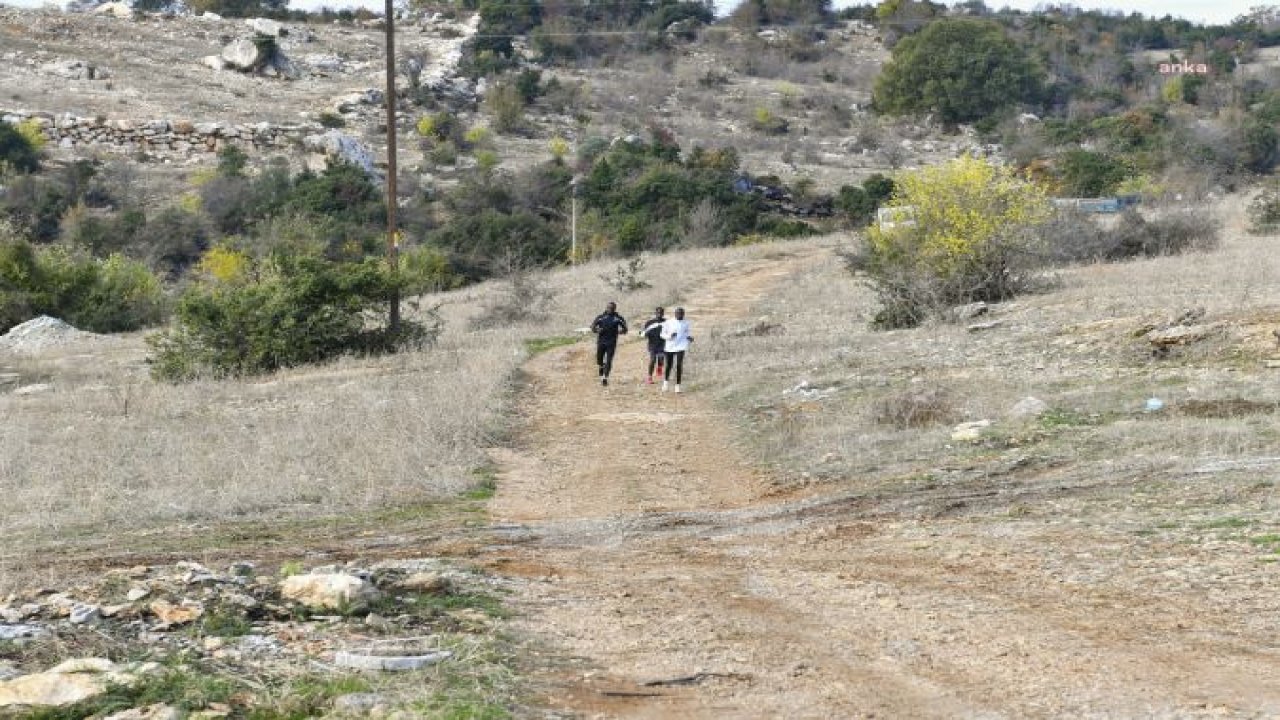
left=873, top=18, right=1043, bottom=126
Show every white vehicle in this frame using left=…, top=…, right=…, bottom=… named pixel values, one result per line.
left=876, top=205, right=917, bottom=231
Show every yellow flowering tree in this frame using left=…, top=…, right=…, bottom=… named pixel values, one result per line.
left=859, top=155, right=1052, bottom=328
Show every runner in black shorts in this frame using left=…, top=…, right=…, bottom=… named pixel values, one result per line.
left=590, top=301, right=628, bottom=387
left=640, top=307, right=666, bottom=384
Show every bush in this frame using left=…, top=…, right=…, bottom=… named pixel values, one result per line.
left=851, top=156, right=1051, bottom=328
left=1105, top=208, right=1220, bottom=259
left=484, top=82, right=528, bottom=135
left=1055, top=150, right=1129, bottom=197
left=600, top=256, right=651, bottom=292
left=1248, top=184, right=1280, bottom=233
left=0, top=121, right=41, bottom=174
left=0, top=234, right=165, bottom=334
left=1042, top=206, right=1220, bottom=263
left=750, top=107, right=790, bottom=135
left=137, top=206, right=213, bottom=278
left=835, top=173, right=895, bottom=227
left=399, top=244, right=461, bottom=295
left=470, top=261, right=555, bottom=330
left=148, top=255, right=432, bottom=381
left=872, top=385, right=959, bottom=428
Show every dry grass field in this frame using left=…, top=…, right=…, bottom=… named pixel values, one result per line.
left=6, top=197, right=1280, bottom=715
left=0, top=242, right=774, bottom=592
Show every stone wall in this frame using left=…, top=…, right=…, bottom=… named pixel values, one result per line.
left=1, top=109, right=321, bottom=159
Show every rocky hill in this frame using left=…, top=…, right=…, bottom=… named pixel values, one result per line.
left=0, top=5, right=986, bottom=194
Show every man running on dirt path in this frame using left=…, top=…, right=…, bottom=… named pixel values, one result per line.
left=591, top=301, right=628, bottom=387
left=661, top=306, right=693, bottom=393
left=640, top=306, right=666, bottom=384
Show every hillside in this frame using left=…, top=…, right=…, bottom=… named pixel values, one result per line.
left=0, top=5, right=979, bottom=192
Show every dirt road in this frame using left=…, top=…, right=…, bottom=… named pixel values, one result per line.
left=486, top=248, right=1280, bottom=718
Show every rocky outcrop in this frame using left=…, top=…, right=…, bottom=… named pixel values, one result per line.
left=302, top=129, right=380, bottom=178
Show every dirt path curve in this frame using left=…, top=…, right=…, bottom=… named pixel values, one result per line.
left=485, top=247, right=1280, bottom=718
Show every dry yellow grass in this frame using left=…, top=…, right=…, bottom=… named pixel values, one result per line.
left=698, top=199, right=1280, bottom=529
left=0, top=243, right=773, bottom=590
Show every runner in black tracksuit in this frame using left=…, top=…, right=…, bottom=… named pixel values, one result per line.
left=640, top=307, right=666, bottom=384
left=591, top=301, right=628, bottom=386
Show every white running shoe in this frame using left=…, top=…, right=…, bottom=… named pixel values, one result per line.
left=662, top=380, right=669, bottom=392
left=675, top=384, right=682, bottom=393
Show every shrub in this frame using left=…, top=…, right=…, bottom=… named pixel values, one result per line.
left=216, top=145, right=248, bottom=178
left=318, top=112, right=347, bottom=129
left=872, top=385, right=959, bottom=428
left=470, top=261, right=555, bottom=330
left=835, top=173, right=895, bottom=227
left=1248, top=184, right=1280, bottom=233
left=484, top=82, right=528, bottom=135
left=137, top=206, right=213, bottom=278
left=0, top=234, right=165, bottom=333
left=600, top=256, right=651, bottom=292
left=750, top=107, right=790, bottom=135
left=852, top=156, right=1052, bottom=328
left=1055, top=150, right=1129, bottom=197
left=147, top=255, right=430, bottom=381
left=1105, top=208, right=1220, bottom=259
left=399, top=244, right=461, bottom=295
left=429, top=209, right=563, bottom=280
left=0, top=121, right=41, bottom=174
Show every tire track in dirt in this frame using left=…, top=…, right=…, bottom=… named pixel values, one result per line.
left=485, top=245, right=1280, bottom=718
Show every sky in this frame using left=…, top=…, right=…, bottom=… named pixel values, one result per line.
left=0, top=0, right=1257, bottom=26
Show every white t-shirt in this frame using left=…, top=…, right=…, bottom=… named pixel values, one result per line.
left=661, top=318, right=692, bottom=352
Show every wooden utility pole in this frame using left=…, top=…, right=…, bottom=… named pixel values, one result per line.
left=384, top=0, right=400, bottom=333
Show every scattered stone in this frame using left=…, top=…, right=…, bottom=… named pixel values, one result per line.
left=950, top=420, right=992, bottom=442
left=280, top=573, right=380, bottom=611
left=333, top=648, right=451, bottom=672
left=149, top=600, right=204, bottom=626
left=126, top=587, right=151, bottom=602
left=68, top=603, right=102, bottom=625
left=0, top=624, right=46, bottom=642
left=104, top=704, right=183, bottom=720
left=220, top=38, right=267, bottom=72
left=1146, top=324, right=1210, bottom=348
left=332, top=693, right=390, bottom=713
left=201, top=55, right=228, bottom=71
left=93, top=1, right=132, bottom=18
left=1008, top=397, right=1049, bottom=419
left=0, top=658, right=153, bottom=708
left=245, top=17, right=285, bottom=37
left=0, top=661, right=18, bottom=682
left=965, top=320, right=1002, bottom=332
left=397, top=572, right=451, bottom=594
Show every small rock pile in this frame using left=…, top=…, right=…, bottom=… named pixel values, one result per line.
left=0, top=315, right=95, bottom=353
left=0, top=558, right=487, bottom=711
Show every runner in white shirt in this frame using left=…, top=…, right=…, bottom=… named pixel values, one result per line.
left=660, top=307, right=693, bottom=393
